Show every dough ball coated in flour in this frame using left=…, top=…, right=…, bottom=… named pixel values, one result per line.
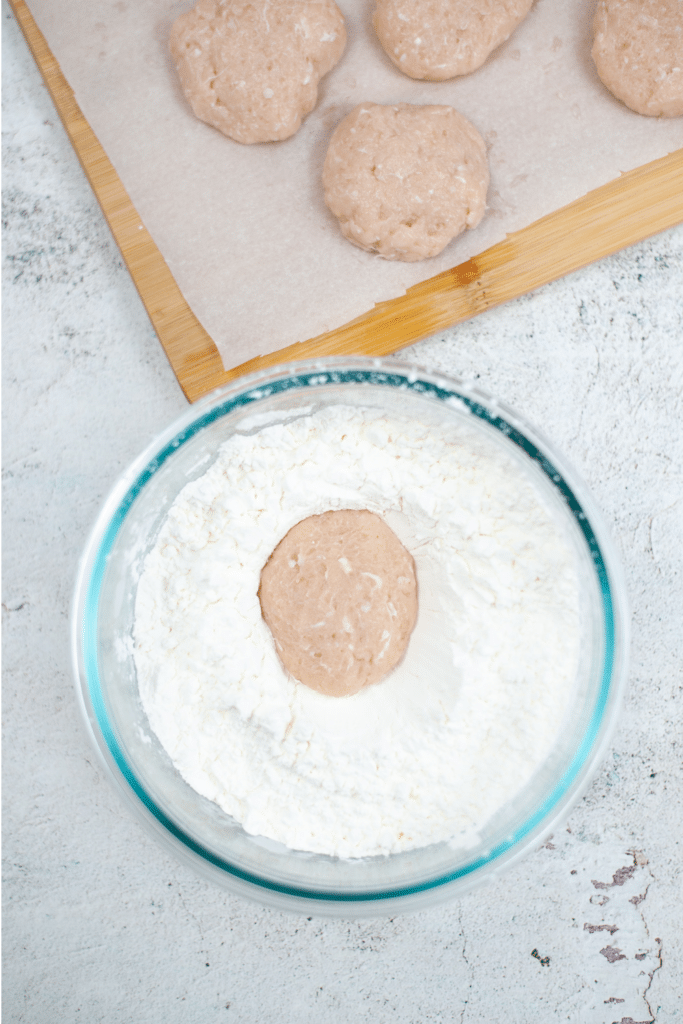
left=373, top=0, right=534, bottom=80
left=322, top=102, right=489, bottom=262
left=170, top=0, right=346, bottom=143
left=592, top=0, right=683, bottom=117
left=258, top=509, right=418, bottom=697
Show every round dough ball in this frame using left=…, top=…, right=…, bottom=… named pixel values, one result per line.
left=258, top=509, right=418, bottom=697
left=322, top=102, right=489, bottom=262
left=170, top=0, right=346, bottom=143
left=592, top=0, right=683, bottom=117
left=373, top=0, right=534, bottom=80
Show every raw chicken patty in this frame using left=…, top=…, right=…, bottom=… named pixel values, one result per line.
left=171, top=0, right=346, bottom=143
left=258, top=509, right=418, bottom=697
left=322, top=102, right=489, bottom=262
left=592, top=0, right=683, bottom=117
left=373, top=0, right=534, bottom=80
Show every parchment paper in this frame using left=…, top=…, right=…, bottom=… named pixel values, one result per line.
left=27, top=0, right=683, bottom=369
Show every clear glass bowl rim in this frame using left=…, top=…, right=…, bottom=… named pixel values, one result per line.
left=71, top=356, right=630, bottom=910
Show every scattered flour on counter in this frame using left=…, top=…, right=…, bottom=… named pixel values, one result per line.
left=134, top=404, right=581, bottom=859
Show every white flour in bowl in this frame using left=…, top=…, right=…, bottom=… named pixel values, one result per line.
left=134, top=404, right=581, bottom=858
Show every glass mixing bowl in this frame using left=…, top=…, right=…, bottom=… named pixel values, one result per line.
left=71, top=357, right=629, bottom=916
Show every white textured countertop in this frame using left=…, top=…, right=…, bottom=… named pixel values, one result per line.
left=3, top=2, right=682, bottom=1021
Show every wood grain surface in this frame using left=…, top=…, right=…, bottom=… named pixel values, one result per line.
left=10, top=0, right=683, bottom=403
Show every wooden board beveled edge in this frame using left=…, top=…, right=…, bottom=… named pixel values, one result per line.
left=10, top=0, right=683, bottom=404
left=8, top=0, right=229, bottom=403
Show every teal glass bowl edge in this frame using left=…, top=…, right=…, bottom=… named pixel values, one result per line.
left=78, top=366, right=621, bottom=904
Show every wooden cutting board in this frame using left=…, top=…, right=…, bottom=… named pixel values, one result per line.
left=10, top=0, right=683, bottom=403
